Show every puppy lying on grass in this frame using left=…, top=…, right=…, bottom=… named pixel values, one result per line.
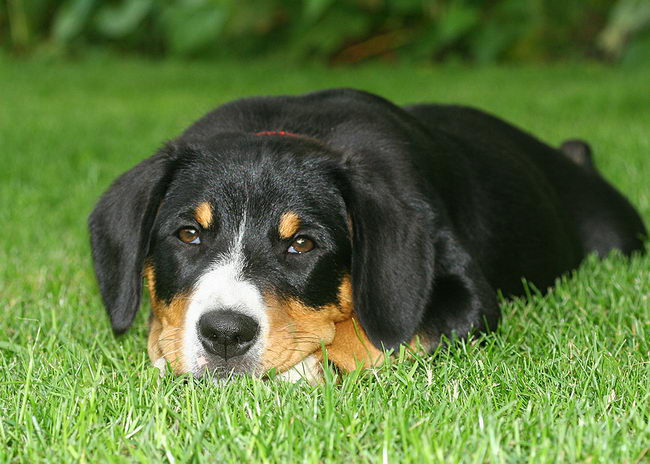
left=89, top=89, right=646, bottom=383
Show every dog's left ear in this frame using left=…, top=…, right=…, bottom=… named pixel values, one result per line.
left=88, top=145, right=178, bottom=334
left=340, top=164, right=436, bottom=351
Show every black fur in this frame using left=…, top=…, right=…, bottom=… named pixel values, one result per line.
left=89, top=88, right=647, bottom=350
left=89, top=147, right=178, bottom=333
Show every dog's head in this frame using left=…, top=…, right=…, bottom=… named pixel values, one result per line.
left=89, top=132, right=433, bottom=378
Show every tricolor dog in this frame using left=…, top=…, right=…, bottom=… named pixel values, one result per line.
left=89, top=89, right=646, bottom=382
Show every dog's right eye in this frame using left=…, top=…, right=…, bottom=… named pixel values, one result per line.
left=288, top=236, right=315, bottom=254
left=177, top=227, right=201, bottom=245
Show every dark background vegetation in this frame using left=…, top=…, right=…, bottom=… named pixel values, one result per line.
left=3, top=0, right=650, bottom=65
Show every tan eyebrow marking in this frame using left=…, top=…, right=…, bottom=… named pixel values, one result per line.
left=194, top=202, right=213, bottom=229
left=279, top=211, right=301, bottom=239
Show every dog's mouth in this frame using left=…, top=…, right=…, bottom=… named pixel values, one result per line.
left=213, top=354, right=324, bottom=384
left=190, top=349, right=267, bottom=379
left=152, top=348, right=325, bottom=385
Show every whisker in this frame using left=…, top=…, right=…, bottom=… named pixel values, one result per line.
left=158, top=341, right=181, bottom=351
left=161, top=348, right=182, bottom=358
left=291, top=339, right=321, bottom=345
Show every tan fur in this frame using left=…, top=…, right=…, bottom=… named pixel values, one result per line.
left=408, top=333, right=434, bottom=353
left=144, top=265, right=190, bottom=374
left=318, top=329, right=432, bottom=373
left=194, top=201, right=213, bottom=229
left=307, top=270, right=385, bottom=373
left=147, top=315, right=164, bottom=361
left=278, top=211, right=301, bottom=239
left=262, top=275, right=353, bottom=372
left=316, top=316, right=384, bottom=372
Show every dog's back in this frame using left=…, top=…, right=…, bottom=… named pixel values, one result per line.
left=405, top=103, right=646, bottom=293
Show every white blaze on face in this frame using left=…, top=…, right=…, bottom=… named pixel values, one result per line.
left=182, top=214, right=269, bottom=375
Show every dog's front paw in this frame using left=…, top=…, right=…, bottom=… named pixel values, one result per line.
left=152, top=357, right=167, bottom=378
left=277, top=355, right=323, bottom=384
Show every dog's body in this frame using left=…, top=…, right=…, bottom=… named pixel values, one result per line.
left=89, top=89, right=646, bottom=381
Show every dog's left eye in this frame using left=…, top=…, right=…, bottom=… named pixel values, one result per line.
left=288, top=236, right=315, bottom=254
left=177, top=227, right=201, bottom=245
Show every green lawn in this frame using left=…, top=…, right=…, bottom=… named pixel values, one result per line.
left=1, top=57, right=649, bottom=463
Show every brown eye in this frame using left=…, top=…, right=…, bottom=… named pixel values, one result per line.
left=178, top=227, right=201, bottom=244
left=288, top=236, right=314, bottom=254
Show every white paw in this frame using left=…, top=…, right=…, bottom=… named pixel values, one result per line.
left=152, top=357, right=166, bottom=378
left=277, top=355, right=323, bottom=385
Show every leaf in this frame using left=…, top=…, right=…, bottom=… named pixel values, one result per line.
left=621, top=29, right=650, bottom=65
left=160, top=1, right=229, bottom=56
left=52, top=0, right=97, bottom=43
left=437, top=2, right=479, bottom=46
left=287, top=7, right=372, bottom=60
left=599, top=0, right=650, bottom=58
left=302, top=0, right=335, bottom=24
left=95, top=0, right=154, bottom=39
left=470, top=21, right=521, bottom=64
left=0, top=341, right=27, bottom=354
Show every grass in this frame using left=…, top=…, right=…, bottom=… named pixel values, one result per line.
left=0, top=56, right=649, bottom=463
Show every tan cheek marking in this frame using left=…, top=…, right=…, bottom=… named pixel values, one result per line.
left=278, top=211, right=301, bottom=239
left=144, top=265, right=190, bottom=375
left=262, top=297, right=337, bottom=372
left=148, top=315, right=164, bottom=361
left=314, top=279, right=384, bottom=372
left=262, top=275, right=353, bottom=373
left=194, top=201, right=213, bottom=229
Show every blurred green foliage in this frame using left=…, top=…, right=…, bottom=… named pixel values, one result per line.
left=2, top=0, right=650, bottom=64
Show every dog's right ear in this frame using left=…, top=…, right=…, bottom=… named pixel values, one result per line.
left=88, top=146, right=178, bottom=334
left=336, top=160, right=436, bottom=352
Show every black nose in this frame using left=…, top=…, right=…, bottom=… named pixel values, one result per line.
left=198, top=310, right=260, bottom=360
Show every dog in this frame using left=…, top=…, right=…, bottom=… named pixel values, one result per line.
left=89, top=88, right=646, bottom=382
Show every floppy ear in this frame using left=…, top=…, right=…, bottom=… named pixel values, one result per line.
left=342, top=167, right=436, bottom=351
left=88, top=147, right=177, bottom=334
